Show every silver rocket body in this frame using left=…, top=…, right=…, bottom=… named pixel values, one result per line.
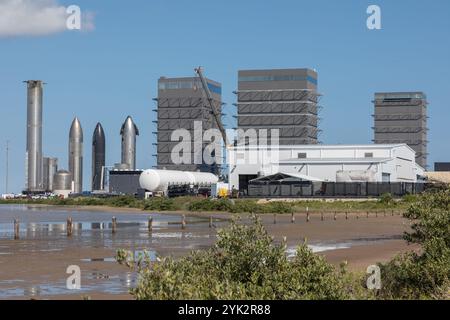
left=92, top=123, right=105, bottom=191
left=69, top=117, right=83, bottom=193
left=25, top=80, right=44, bottom=192
left=120, top=116, right=139, bottom=170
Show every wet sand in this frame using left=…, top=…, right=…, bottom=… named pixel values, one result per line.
left=0, top=205, right=416, bottom=300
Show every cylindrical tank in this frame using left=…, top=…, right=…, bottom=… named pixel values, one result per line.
left=25, top=80, right=44, bottom=192
left=53, top=170, right=72, bottom=191
left=43, top=157, right=58, bottom=191
left=114, top=163, right=130, bottom=170
left=139, top=169, right=219, bottom=192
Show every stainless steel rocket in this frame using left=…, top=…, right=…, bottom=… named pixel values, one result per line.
left=120, top=116, right=139, bottom=170
left=25, top=80, right=44, bottom=192
left=92, top=122, right=105, bottom=191
left=69, top=117, right=83, bottom=193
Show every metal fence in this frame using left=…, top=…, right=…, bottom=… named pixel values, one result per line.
left=245, top=181, right=425, bottom=198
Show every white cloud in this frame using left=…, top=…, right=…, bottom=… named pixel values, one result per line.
left=0, top=0, right=94, bottom=37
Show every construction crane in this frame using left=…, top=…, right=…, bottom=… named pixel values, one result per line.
left=194, top=67, right=231, bottom=148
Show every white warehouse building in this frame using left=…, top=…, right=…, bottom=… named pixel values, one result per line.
left=228, top=144, right=425, bottom=192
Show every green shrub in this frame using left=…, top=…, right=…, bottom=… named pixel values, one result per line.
left=402, top=194, right=418, bottom=204
left=110, top=196, right=140, bottom=208
left=187, top=199, right=294, bottom=214
left=75, top=197, right=107, bottom=206
left=378, top=193, right=394, bottom=205
left=379, top=240, right=450, bottom=299
left=143, top=198, right=175, bottom=211
left=262, top=201, right=294, bottom=214
left=188, top=198, right=234, bottom=212
left=230, top=200, right=261, bottom=213
left=378, top=188, right=450, bottom=299
left=123, top=216, right=353, bottom=300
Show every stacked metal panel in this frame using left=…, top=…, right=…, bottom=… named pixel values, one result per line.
left=235, top=69, right=320, bottom=145
left=155, top=77, right=222, bottom=175
left=373, top=92, right=428, bottom=168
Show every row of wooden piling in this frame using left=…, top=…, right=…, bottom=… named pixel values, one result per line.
left=273, top=209, right=399, bottom=224
left=11, top=214, right=204, bottom=239
left=11, top=209, right=399, bottom=239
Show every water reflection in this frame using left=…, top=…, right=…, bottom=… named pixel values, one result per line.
left=0, top=204, right=217, bottom=299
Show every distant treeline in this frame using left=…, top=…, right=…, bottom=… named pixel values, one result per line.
left=0, top=193, right=419, bottom=214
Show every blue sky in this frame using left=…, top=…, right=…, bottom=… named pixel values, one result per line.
left=0, top=0, right=449, bottom=193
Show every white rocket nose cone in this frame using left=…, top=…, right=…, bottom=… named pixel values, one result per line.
left=120, top=116, right=139, bottom=136
left=69, top=117, right=83, bottom=140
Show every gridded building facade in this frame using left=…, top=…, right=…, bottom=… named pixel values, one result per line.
left=155, top=76, right=222, bottom=175
left=235, top=69, right=320, bottom=145
left=373, top=92, right=428, bottom=168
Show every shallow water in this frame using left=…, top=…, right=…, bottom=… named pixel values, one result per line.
left=0, top=204, right=397, bottom=299
left=0, top=204, right=217, bottom=299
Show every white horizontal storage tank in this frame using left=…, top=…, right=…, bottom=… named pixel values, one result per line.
left=139, top=169, right=219, bottom=192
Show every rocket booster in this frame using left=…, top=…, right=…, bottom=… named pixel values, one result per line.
left=92, top=122, right=105, bottom=191
left=120, top=116, right=139, bottom=170
left=69, top=117, right=83, bottom=193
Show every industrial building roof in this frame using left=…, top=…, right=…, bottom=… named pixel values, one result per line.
left=230, top=143, right=416, bottom=155
left=231, top=143, right=409, bottom=149
left=250, top=172, right=323, bottom=183
left=278, top=157, right=392, bottom=164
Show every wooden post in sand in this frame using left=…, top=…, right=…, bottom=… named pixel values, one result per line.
left=291, top=212, right=295, bottom=224
left=367, top=211, right=370, bottom=218
left=273, top=213, right=277, bottom=224
left=148, top=217, right=153, bottom=232
left=321, top=212, right=324, bottom=221
left=345, top=212, right=348, bottom=220
left=112, top=217, right=117, bottom=234
left=209, top=216, right=213, bottom=228
left=334, top=211, right=337, bottom=221
left=67, top=217, right=73, bottom=237
left=181, top=214, right=186, bottom=229
left=356, top=212, right=359, bottom=219
left=391, top=209, right=394, bottom=217
left=14, top=219, right=19, bottom=240
left=306, top=207, right=310, bottom=223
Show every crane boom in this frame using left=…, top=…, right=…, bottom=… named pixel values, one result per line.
left=195, top=67, right=230, bottom=148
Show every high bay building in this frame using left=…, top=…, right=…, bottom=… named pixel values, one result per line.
left=373, top=92, right=428, bottom=169
left=155, top=76, right=222, bottom=175
left=228, top=144, right=425, bottom=196
left=235, top=68, right=320, bottom=145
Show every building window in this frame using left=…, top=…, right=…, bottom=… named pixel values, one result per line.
left=238, top=75, right=317, bottom=86
left=159, top=81, right=221, bottom=94
left=298, top=153, right=307, bottom=159
left=365, top=153, right=374, bottom=158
